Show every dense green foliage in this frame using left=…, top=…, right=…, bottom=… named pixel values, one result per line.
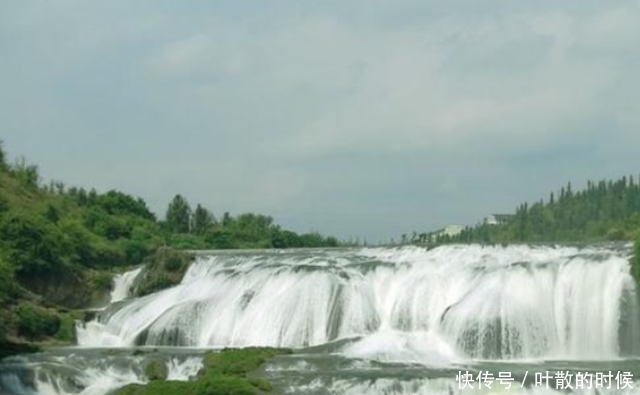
left=0, top=341, right=40, bottom=361
left=15, top=302, right=60, bottom=339
left=144, top=359, right=169, bottom=381
left=116, top=348, right=291, bottom=395
left=54, top=312, right=80, bottom=342
left=165, top=194, right=192, bottom=234
left=442, top=176, right=640, bottom=244
left=192, top=204, right=215, bottom=235
left=0, top=255, right=15, bottom=304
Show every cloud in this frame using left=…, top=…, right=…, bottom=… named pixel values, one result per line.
left=1, top=0, right=639, bottom=242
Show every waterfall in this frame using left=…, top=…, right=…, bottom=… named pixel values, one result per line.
left=110, top=267, right=142, bottom=303
left=77, top=244, right=640, bottom=361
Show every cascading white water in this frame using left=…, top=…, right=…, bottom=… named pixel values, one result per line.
left=77, top=245, right=640, bottom=362
left=110, top=267, right=142, bottom=303
left=0, top=351, right=203, bottom=395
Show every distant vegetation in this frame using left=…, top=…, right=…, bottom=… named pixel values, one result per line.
left=397, top=177, right=640, bottom=247
left=446, top=176, right=640, bottom=244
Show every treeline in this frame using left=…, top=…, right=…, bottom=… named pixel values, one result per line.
left=158, top=194, right=339, bottom=250
left=444, top=176, right=640, bottom=244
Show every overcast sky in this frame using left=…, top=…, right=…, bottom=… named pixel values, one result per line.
left=1, top=1, right=639, bottom=243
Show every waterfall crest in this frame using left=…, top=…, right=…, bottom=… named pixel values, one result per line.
left=110, top=267, right=143, bottom=303
left=78, top=244, right=639, bottom=361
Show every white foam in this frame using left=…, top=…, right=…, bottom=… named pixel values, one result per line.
left=110, top=268, right=143, bottom=303
left=342, top=330, right=458, bottom=366
left=78, top=245, right=639, bottom=361
left=166, top=357, right=203, bottom=381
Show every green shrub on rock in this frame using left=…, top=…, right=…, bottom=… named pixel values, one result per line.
left=202, top=347, right=291, bottom=376
left=134, top=248, right=193, bottom=297
left=144, top=359, right=169, bottom=381
left=90, top=271, right=113, bottom=291
left=54, top=312, right=83, bottom=343
left=114, top=348, right=291, bottom=395
left=15, top=302, right=60, bottom=339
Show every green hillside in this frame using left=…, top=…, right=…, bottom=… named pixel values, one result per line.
left=442, top=177, right=640, bottom=244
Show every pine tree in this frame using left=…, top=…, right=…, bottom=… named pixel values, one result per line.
left=165, top=194, right=192, bottom=233
left=221, top=212, right=233, bottom=227
left=191, top=204, right=215, bottom=235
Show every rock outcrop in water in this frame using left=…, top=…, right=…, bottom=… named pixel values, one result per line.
left=132, top=248, right=193, bottom=297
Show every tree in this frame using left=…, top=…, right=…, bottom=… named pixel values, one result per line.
left=221, top=212, right=233, bottom=227
left=0, top=212, right=68, bottom=276
left=324, top=236, right=339, bottom=247
left=165, top=195, right=192, bottom=233
left=271, top=229, right=302, bottom=248
left=0, top=140, right=7, bottom=171
left=299, top=232, right=325, bottom=248
left=205, top=228, right=236, bottom=249
left=94, top=190, right=155, bottom=220
left=191, top=204, right=215, bottom=235
left=446, top=174, right=640, bottom=245
left=12, top=157, right=39, bottom=189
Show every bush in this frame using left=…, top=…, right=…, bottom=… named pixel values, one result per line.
left=197, top=375, right=256, bottom=395
left=122, top=240, right=150, bottom=266
left=204, top=229, right=237, bottom=249
left=15, top=302, right=60, bottom=339
left=607, top=228, right=629, bottom=241
left=167, top=233, right=208, bottom=250
left=0, top=140, right=7, bottom=171
left=136, top=274, right=175, bottom=297
left=247, top=377, right=272, bottom=392
left=164, top=254, right=183, bottom=273
left=144, top=359, right=168, bottom=381
left=134, top=248, right=193, bottom=297
left=0, top=194, right=9, bottom=213
left=203, top=347, right=291, bottom=376
left=11, top=157, right=39, bottom=189
left=0, top=212, right=68, bottom=276
left=90, top=271, right=113, bottom=292
left=54, top=313, right=78, bottom=342
left=114, top=348, right=291, bottom=395
left=0, top=256, right=15, bottom=303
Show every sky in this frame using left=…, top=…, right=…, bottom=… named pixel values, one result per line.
left=1, top=0, right=639, bottom=243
